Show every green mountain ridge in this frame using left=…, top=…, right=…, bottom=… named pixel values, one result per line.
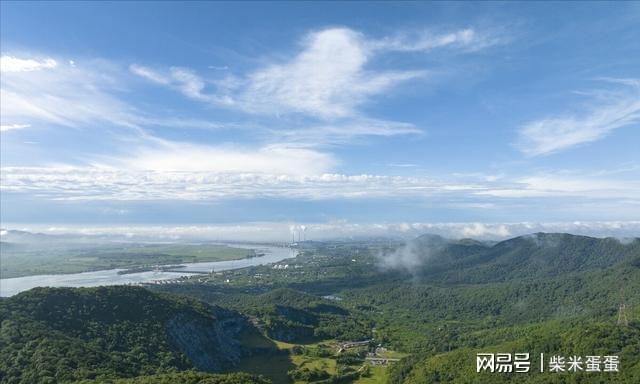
left=411, top=232, right=640, bottom=283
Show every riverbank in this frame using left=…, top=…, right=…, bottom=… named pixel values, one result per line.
left=0, top=244, right=297, bottom=297
left=0, top=243, right=255, bottom=279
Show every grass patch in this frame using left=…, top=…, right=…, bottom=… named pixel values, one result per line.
left=234, top=354, right=296, bottom=384
left=291, top=355, right=337, bottom=375
left=354, top=365, right=388, bottom=383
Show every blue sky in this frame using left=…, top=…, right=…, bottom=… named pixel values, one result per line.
left=1, top=2, right=639, bottom=239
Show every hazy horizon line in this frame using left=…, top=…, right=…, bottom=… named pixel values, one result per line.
left=2, top=220, right=639, bottom=242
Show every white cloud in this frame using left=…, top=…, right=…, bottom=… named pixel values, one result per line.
left=459, top=222, right=512, bottom=238
left=0, top=53, right=419, bottom=174
left=132, top=26, right=497, bottom=120
left=107, top=140, right=337, bottom=175
left=2, top=165, right=638, bottom=203
left=517, top=79, right=640, bottom=156
left=238, top=28, right=424, bottom=119
left=0, top=166, right=468, bottom=201
left=0, top=123, right=31, bottom=132
left=0, top=56, right=57, bottom=72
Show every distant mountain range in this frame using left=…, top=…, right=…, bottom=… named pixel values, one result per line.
left=402, top=232, right=640, bottom=283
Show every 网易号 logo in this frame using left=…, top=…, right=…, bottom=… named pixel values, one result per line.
left=476, top=353, right=619, bottom=374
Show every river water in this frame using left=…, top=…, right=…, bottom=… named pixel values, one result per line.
left=0, top=243, right=296, bottom=297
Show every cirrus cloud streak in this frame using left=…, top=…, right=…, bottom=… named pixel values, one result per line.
left=516, top=79, right=640, bottom=156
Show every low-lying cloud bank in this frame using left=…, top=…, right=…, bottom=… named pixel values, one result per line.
left=4, top=221, right=639, bottom=243
left=2, top=167, right=639, bottom=202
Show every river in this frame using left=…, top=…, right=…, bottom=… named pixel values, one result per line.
left=0, top=243, right=296, bottom=297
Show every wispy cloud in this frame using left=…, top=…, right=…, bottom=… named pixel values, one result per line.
left=131, top=26, right=497, bottom=121
left=0, top=123, right=31, bottom=132
left=272, top=118, right=422, bottom=145
left=129, top=63, right=171, bottom=85
left=370, top=28, right=503, bottom=52
left=516, top=79, right=640, bottom=156
left=0, top=56, right=57, bottom=72
left=129, top=64, right=234, bottom=106
left=0, top=56, right=141, bottom=130
left=476, top=168, right=640, bottom=199
left=0, top=55, right=238, bottom=141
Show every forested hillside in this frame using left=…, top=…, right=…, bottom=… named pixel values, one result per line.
left=0, top=286, right=259, bottom=384
left=391, top=320, right=640, bottom=384
left=410, top=233, right=640, bottom=283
